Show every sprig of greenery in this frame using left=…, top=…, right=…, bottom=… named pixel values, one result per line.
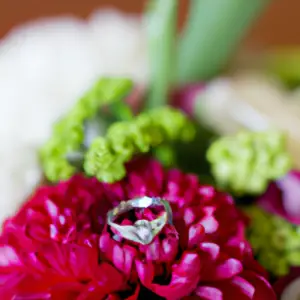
left=145, top=0, right=177, bottom=108
left=84, top=106, right=196, bottom=182
left=177, top=0, right=270, bottom=83
left=40, top=78, right=133, bottom=182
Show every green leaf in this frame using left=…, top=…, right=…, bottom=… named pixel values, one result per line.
left=177, top=0, right=270, bottom=83
left=145, top=0, right=178, bottom=108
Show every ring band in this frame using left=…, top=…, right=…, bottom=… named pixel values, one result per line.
left=107, top=196, right=172, bottom=245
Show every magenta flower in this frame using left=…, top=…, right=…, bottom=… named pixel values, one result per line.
left=171, top=84, right=205, bottom=117
left=0, top=158, right=275, bottom=299
left=258, top=170, right=300, bottom=225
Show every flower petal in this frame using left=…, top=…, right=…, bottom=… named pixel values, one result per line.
left=0, top=246, right=22, bottom=268
left=241, top=271, right=276, bottom=300
left=195, top=286, right=223, bottom=300
left=137, top=251, right=201, bottom=299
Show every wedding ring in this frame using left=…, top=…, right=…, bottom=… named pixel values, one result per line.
left=107, top=196, right=172, bottom=245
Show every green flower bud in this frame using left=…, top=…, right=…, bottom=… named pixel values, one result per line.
left=148, top=107, right=196, bottom=142
left=106, top=122, right=139, bottom=159
left=245, top=206, right=300, bottom=277
left=207, top=131, right=292, bottom=195
left=40, top=137, right=77, bottom=182
left=135, top=113, right=164, bottom=147
left=84, top=137, right=126, bottom=183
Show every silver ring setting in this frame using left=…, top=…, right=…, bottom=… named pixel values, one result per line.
left=107, top=196, right=172, bottom=245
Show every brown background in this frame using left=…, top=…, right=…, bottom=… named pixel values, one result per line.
left=0, top=0, right=299, bottom=47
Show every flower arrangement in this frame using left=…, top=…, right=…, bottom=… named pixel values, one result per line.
left=0, top=159, right=276, bottom=299
left=1, top=0, right=300, bottom=299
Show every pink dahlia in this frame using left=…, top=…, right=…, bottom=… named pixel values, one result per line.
left=258, top=170, right=300, bottom=225
left=0, top=158, right=275, bottom=299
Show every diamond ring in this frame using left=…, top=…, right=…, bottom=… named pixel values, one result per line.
left=107, top=196, right=172, bottom=245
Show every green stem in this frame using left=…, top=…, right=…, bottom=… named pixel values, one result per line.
left=177, top=0, right=270, bottom=83
left=145, top=0, right=178, bottom=109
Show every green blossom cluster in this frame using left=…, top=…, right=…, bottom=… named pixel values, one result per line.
left=84, top=106, right=195, bottom=182
left=207, top=131, right=292, bottom=195
left=40, top=78, right=133, bottom=182
left=245, top=206, right=300, bottom=276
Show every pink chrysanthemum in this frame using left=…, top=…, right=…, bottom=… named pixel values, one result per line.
left=0, top=158, right=275, bottom=299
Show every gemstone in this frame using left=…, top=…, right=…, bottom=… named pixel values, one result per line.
left=134, top=219, right=153, bottom=244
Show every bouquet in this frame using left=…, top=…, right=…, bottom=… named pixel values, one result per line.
left=1, top=0, right=300, bottom=299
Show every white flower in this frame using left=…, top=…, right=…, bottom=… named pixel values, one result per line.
left=0, top=9, right=148, bottom=224
left=200, top=72, right=300, bottom=170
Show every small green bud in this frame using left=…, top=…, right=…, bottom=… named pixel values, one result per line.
left=84, top=137, right=126, bottom=183
left=245, top=205, right=300, bottom=276
left=207, top=131, right=292, bottom=195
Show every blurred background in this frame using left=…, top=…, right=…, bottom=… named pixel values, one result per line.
left=1, top=0, right=300, bottom=223
left=0, top=0, right=299, bottom=46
